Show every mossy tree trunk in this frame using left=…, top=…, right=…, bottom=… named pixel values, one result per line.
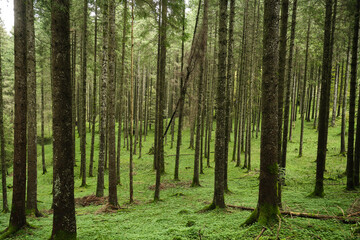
left=50, top=0, right=77, bottom=237
left=244, top=0, right=280, bottom=226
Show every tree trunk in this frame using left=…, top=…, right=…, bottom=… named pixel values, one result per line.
left=341, top=44, right=350, bottom=155
left=154, top=0, right=167, bottom=201
left=174, top=1, right=185, bottom=181
left=96, top=0, right=108, bottom=198
left=50, top=0, right=77, bottom=237
left=244, top=0, right=280, bottom=225
left=346, top=0, right=359, bottom=190
left=0, top=26, right=8, bottom=213
left=79, top=0, right=88, bottom=187
left=331, top=64, right=339, bottom=127
left=89, top=1, right=98, bottom=178
left=8, top=0, right=28, bottom=231
left=210, top=0, right=227, bottom=209
left=299, top=20, right=311, bottom=158
left=312, top=0, right=333, bottom=197
left=281, top=0, right=297, bottom=192
left=26, top=0, right=39, bottom=216
left=129, top=0, right=135, bottom=203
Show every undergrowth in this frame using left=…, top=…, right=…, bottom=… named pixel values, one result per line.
left=0, top=117, right=359, bottom=239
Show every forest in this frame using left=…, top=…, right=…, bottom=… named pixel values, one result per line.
left=0, top=0, right=360, bottom=239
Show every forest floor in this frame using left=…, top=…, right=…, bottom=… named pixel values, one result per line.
left=1, top=117, right=360, bottom=239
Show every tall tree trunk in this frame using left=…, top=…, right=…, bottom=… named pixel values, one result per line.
left=26, top=0, right=39, bottom=216
left=107, top=0, right=118, bottom=207
left=174, top=1, right=185, bottom=181
left=281, top=0, right=297, bottom=191
left=116, top=0, right=128, bottom=186
left=346, top=0, right=359, bottom=190
left=224, top=0, right=234, bottom=192
left=50, top=0, right=77, bottom=237
left=89, top=1, right=98, bottom=178
left=71, top=30, right=76, bottom=167
left=331, top=64, right=339, bottom=127
left=80, top=0, right=88, bottom=187
left=8, top=0, right=28, bottom=232
left=313, top=66, right=321, bottom=129
left=209, top=0, right=227, bottom=209
left=244, top=0, right=280, bottom=225
left=96, top=0, right=108, bottom=197
left=0, top=25, right=8, bottom=213
left=299, top=19, right=311, bottom=158
left=312, top=0, right=333, bottom=197
left=192, top=0, right=209, bottom=188
left=277, top=0, right=289, bottom=208
left=154, top=0, right=167, bottom=201
left=129, top=0, right=135, bottom=203
left=340, top=48, right=350, bottom=155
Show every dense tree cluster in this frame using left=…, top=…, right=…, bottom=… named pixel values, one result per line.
left=0, top=0, right=360, bottom=237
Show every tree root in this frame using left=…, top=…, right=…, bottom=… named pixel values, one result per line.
left=0, top=222, right=33, bottom=240
left=227, top=204, right=359, bottom=224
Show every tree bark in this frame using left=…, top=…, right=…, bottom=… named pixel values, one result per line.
left=340, top=47, right=350, bottom=155
left=347, top=0, right=359, bottom=190
left=26, top=0, right=39, bottom=216
left=50, top=0, right=77, bottom=237
left=312, top=0, right=333, bottom=197
left=89, top=0, right=98, bottom=178
left=79, top=0, right=88, bottom=187
left=210, top=0, right=227, bottom=209
left=96, top=0, right=108, bottom=197
left=8, top=0, right=28, bottom=231
left=299, top=19, right=311, bottom=158
left=331, top=64, right=339, bottom=127
left=244, top=0, right=280, bottom=225
left=0, top=25, right=8, bottom=213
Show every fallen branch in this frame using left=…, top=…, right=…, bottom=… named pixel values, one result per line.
left=255, top=227, right=266, bottom=240
left=227, top=204, right=359, bottom=224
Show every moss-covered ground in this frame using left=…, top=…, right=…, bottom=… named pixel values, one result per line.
left=0, top=117, right=359, bottom=239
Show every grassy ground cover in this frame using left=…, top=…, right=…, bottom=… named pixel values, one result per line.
left=0, top=117, right=359, bottom=239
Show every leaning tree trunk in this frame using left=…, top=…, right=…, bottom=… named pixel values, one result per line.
left=50, top=0, right=77, bottom=237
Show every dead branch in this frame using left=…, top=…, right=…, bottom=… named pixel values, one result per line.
left=227, top=204, right=359, bottom=224
left=255, top=227, right=266, bottom=240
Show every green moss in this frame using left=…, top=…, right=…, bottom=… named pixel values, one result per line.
left=267, top=163, right=279, bottom=175
left=257, top=203, right=280, bottom=226
left=242, top=208, right=259, bottom=226
left=50, top=230, right=76, bottom=240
